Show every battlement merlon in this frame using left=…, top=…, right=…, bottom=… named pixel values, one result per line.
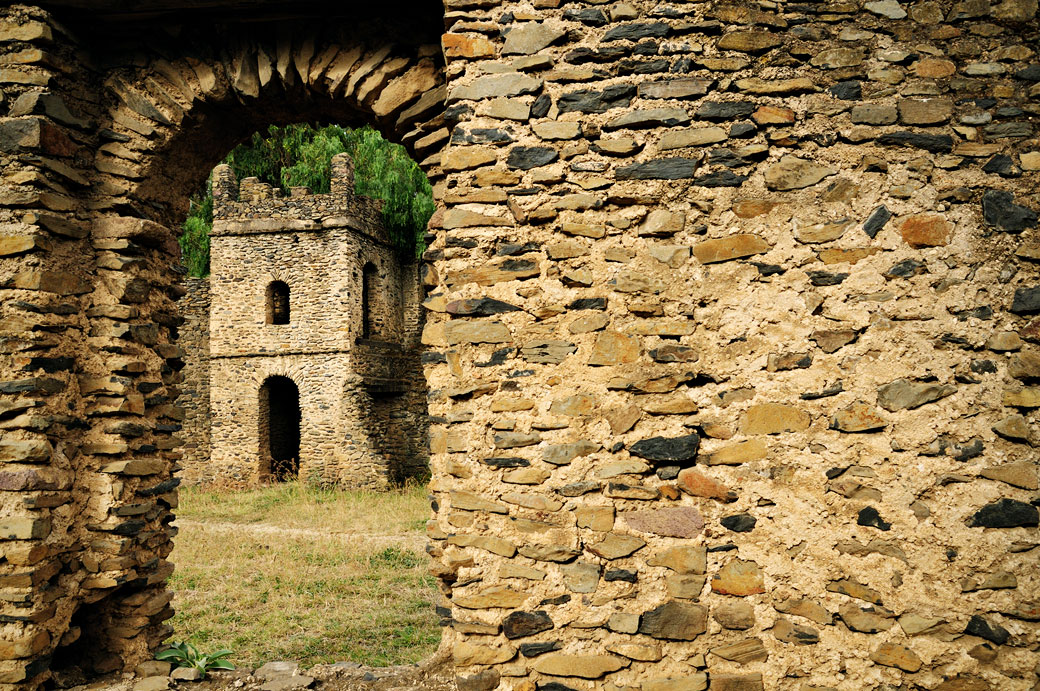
left=209, top=154, right=389, bottom=246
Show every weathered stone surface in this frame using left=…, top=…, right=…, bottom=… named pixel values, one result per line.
left=638, top=601, right=708, bottom=640
left=444, top=321, right=512, bottom=345
left=877, top=379, right=956, bottom=411
left=693, top=235, right=770, bottom=264
left=606, top=108, right=691, bottom=130
left=711, top=559, right=765, bottom=596
left=710, top=638, right=768, bottom=663
left=642, top=676, right=708, bottom=691
left=717, top=31, right=782, bottom=53
left=900, top=214, right=951, bottom=247
left=981, top=462, right=1038, bottom=489
left=617, top=158, right=700, bottom=180
left=676, top=468, right=736, bottom=502
left=647, top=545, right=706, bottom=574
left=772, top=618, right=820, bottom=644
left=532, top=654, right=629, bottom=678
left=453, top=641, right=516, bottom=665
left=639, top=79, right=712, bottom=99
left=871, top=643, right=922, bottom=672
left=450, top=73, right=542, bottom=101
left=659, top=127, right=728, bottom=150
left=588, top=533, right=646, bottom=559
left=832, top=401, right=886, bottom=432
left=503, top=22, right=565, bottom=55
left=898, top=98, right=952, bottom=125
left=714, top=600, right=755, bottom=630
left=623, top=507, right=705, bottom=538
left=764, top=156, right=836, bottom=190
left=705, top=439, right=768, bottom=466
left=588, top=331, right=640, bottom=366
left=741, top=404, right=810, bottom=434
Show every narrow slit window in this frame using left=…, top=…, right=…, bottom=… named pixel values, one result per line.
left=362, top=263, right=378, bottom=339
left=267, top=280, right=290, bottom=324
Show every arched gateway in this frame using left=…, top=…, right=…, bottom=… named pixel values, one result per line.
left=1, top=0, right=1039, bottom=688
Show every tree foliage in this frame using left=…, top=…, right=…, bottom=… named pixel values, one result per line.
left=179, top=124, right=433, bottom=276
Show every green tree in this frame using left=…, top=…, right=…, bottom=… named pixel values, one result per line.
left=179, top=124, right=432, bottom=276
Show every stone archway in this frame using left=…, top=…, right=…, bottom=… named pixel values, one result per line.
left=0, top=3, right=448, bottom=682
left=259, top=375, right=300, bottom=481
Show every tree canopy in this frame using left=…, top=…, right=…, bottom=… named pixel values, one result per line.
left=178, top=124, right=434, bottom=277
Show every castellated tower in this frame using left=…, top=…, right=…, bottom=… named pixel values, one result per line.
left=202, top=153, right=428, bottom=487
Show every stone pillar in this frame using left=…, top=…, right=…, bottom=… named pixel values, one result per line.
left=330, top=152, right=355, bottom=196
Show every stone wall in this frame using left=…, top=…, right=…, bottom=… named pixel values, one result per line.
left=0, top=0, right=1038, bottom=689
left=175, top=277, right=210, bottom=479
left=191, top=158, right=429, bottom=487
left=421, top=2, right=1040, bottom=690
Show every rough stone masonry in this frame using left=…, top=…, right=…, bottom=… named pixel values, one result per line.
left=0, top=0, right=1038, bottom=689
left=178, top=157, right=428, bottom=488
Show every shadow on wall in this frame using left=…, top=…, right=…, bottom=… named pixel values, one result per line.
left=259, top=375, right=301, bottom=482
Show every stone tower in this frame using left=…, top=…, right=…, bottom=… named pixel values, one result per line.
left=202, top=153, right=428, bottom=487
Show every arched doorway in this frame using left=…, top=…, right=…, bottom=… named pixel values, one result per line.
left=259, top=375, right=300, bottom=481
left=0, top=4, right=449, bottom=679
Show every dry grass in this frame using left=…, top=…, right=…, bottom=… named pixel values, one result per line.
left=168, top=481, right=440, bottom=669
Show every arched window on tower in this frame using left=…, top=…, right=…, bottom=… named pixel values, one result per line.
left=362, top=263, right=379, bottom=339
left=266, top=281, right=290, bottom=325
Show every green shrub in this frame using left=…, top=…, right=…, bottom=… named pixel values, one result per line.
left=178, top=124, right=432, bottom=277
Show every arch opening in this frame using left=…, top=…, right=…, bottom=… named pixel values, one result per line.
left=266, top=280, right=290, bottom=325
left=259, top=375, right=300, bottom=481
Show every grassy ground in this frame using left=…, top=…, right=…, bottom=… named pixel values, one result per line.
left=167, top=482, right=441, bottom=670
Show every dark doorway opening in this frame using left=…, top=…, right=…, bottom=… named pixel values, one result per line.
left=260, top=376, right=300, bottom=480
left=266, top=280, right=290, bottom=324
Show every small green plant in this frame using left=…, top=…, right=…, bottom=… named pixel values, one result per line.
left=156, top=641, right=235, bottom=675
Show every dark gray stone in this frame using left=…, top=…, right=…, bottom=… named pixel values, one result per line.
left=964, top=615, right=1010, bottom=645
left=857, top=506, right=891, bottom=531
left=968, top=498, right=1039, bottom=528
left=558, top=85, right=637, bottom=114
left=877, top=131, right=953, bottom=153
left=503, top=610, right=554, bottom=639
left=694, top=170, right=748, bottom=187
left=695, top=101, right=757, bottom=120
left=603, top=22, right=670, bottom=41
left=520, top=641, right=561, bottom=657
left=447, top=298, right=521, bottom=316
left=982, top=190, right=1038, bottom=232
left=1015, top=65, right=1040, bottom=81
left=507, top=146, right=559, bottom=170
left=567, top=297, right=606, bottom=310
left=862, top=205, right=891, bottom=238
left=829, top=81, right=861, bottom=100
left=451, top=127, right=514, bottom=145
left=982, top=155, right=1018, bottom=177
left=884, top=259, right=925, bottom=279
left=482, top=457, right=530, bottom=468
left=629, top=433, right=700, bottom=463
left=617, top=158, right=700, bottom=180
left=1011, top=286, right=1040, bottom=314
left=721, top=514, right=756, bottom=532
left=807, top=271, right=848, bottom=286
left=984, top=122, right=1033, bottom=138
left=563, top=8, right=607, bottom=25
left=531, top=93, right=552, bottom=119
